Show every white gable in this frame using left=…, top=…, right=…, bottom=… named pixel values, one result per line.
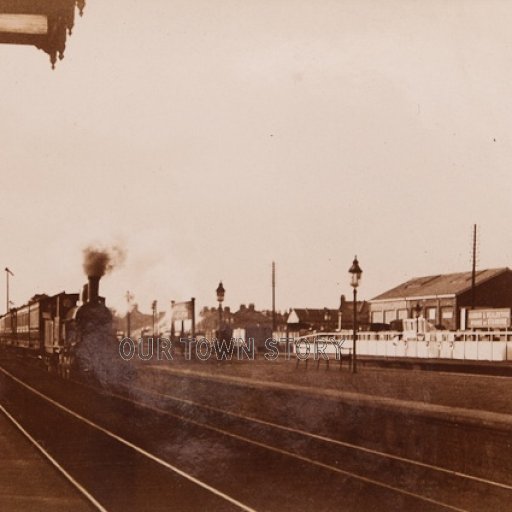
left=287, top=310, right=300, bottom=323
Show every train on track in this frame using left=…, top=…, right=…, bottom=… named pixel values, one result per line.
left=0, top=274, right=117, bottom=379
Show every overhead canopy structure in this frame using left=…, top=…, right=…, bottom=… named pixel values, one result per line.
left=0, top=0, right=85, bottom=68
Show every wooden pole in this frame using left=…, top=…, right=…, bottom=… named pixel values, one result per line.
left=471, top=224, right=477, bottom=309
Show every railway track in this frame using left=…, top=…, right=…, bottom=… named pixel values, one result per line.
left=1, top=358, right=511, bottom=511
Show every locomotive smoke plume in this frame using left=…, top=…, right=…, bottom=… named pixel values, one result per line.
left=83, top=245, right=126, bottom=277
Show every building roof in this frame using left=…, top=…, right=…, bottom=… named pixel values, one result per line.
left=288, top=308, right=338, bottom=325
left=288, top=303, right=368, bottom=325
left=232, top=305, right=271, bottom=328
left=371, top=268, right=509, bottom=302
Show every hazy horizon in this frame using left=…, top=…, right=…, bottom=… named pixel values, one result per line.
left=1, top=0, right=511, bottom=315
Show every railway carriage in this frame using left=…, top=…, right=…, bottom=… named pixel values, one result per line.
left=0, top=275, right=119, bottom=379
left=0, top=292, right=80, bottom=365
left=0, top=310, right=15, bottom=346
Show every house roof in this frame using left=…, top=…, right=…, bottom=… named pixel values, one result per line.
left=232, top=307, right=271, bottom=328
left=371, top=268, right=509, bottom=302
left=288, top=303, right=368, bottom=325
left=288, top=308, right=338, bottom=325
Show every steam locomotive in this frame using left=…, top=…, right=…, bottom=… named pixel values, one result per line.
left=0, top=274, right=116, bottom=380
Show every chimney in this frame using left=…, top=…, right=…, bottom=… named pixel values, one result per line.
left=88, top=275, right=100, bottom=303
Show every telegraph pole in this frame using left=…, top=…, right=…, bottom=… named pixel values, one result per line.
left=272, top=261, right=276, bottom=332
left=5, top=267, right=14, bottom=314
left=471, top=224, right=477, bottom=309
left=152, top=300, right=157, bottom=336
left=126, top=290, right=134, bottom=338
left=191, top=297, right=196, bottom=338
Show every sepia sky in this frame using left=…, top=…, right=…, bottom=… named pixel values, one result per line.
left=1, top=0, right=512, bottom=315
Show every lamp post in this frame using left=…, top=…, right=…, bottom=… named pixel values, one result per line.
left=216, top=281, right=225, bottom=329
left=348, top=256, right=362, bottom=373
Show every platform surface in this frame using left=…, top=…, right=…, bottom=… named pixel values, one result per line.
left=0, top=408, right=95, bottom=512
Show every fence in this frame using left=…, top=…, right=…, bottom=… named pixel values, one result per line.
left=292, top=330, right=512, bottom=362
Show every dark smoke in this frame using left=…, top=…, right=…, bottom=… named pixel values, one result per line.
left=83, top=245, right=126, bottom=277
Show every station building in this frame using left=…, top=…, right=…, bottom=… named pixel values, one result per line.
left=369, top=268, right=512, bottom=330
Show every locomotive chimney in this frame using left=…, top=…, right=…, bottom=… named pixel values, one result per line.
left=88, top=275, right=100, bottom=303
left=82, top=245, right=126, bottom=303
left=82, top=283, right=89, bottom=303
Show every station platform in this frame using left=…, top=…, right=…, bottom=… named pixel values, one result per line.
left=0, top=406, right=95, bottom=512
left=356, top=355, right=512, bottom=376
